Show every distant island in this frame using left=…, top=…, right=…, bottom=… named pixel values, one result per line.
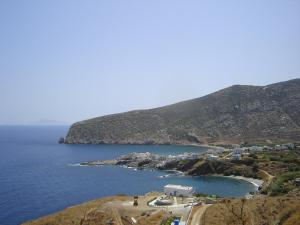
left=64, top=79, right=300, bottom=145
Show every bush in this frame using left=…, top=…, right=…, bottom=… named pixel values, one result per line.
left=252, top=163, right=259, bottom=172
left=267, top=171, right=300, bottom=196
left=180, top=159, right=189, bottom=165
left=249, top=153, right=258, bottom=159
left=243, top=158, right=255, bottom=166
left=194, top=192, right=209, bottom=197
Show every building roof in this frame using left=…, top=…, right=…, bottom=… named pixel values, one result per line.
left=164, top=184, right=193, bottom=191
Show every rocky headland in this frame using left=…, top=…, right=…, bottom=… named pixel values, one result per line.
left=79, top=151, right=264, bottom=188
left=65, top=79, right=300, bottom=146
left=80, top=148, right=300, bottom=195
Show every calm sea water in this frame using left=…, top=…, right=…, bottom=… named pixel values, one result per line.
left=0, top=126, right=256, bottom=225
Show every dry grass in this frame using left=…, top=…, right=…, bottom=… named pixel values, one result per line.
left=22, top=194, right=168, bottom=225
left=201, top=192, right=300, bottom=225
left=22, top=196, right=129, bottom=225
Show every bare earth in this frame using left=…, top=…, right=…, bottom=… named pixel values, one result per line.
left=188, top=205, right=211, bottom=225
left=22, top=193, right=169, bottom=225
left=200, top=192, right=300, bottom=225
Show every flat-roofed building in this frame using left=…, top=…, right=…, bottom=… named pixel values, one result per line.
left=249, top=146, right=263, bottom=152
left=207, top=154, right=219, bottom=161
left=231, top=153, right=242, bottom=160
left=233, top=148, right=245, bottom=154
left=164, top=184, right=194, bottom=197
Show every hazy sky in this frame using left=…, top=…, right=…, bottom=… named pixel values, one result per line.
left=0, top=0, right=299, bottom=124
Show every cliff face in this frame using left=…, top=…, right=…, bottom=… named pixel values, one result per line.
left=66, top=79, right=300, bottom=145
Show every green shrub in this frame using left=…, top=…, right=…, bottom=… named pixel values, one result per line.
left=249, top=153, right=258, bottom=159
left=267, top=171, right=300, bottom=196
left=180, top=159, right=189, bottom=165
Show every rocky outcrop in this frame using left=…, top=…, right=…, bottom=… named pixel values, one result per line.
left=66, top=79, right=300, bottom=145
left=81, top=152, right=259, bottom=179
left=58, top=137, right=65, bottom=144
left=80, top=152, right=200, bottom=170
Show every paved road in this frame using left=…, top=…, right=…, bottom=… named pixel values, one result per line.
left=189, top=205, right=211, bottom=225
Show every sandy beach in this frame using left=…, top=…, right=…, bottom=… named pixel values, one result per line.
left=226, top=175, right=264, bottom=188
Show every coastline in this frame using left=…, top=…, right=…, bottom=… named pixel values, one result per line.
left=119, top=164, right=264, bottom=191
left=77, top=154, right=264, bottom=191
left=223, top=175, right=264, bottom=188
left=63, top=141, right=218, bottom=149
left=203, top=173, right=263, bottom=190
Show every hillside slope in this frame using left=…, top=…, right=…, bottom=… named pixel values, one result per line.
left=65, top=79, right=300, bottom=145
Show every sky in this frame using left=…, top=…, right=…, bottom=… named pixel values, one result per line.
left=0, top=0, right=299, bottom=125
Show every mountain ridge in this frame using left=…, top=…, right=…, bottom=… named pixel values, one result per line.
left=65, top=79, right=300, bottom=145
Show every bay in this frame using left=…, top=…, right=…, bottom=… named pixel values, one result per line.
left=0, top=126, right=256, bottom=225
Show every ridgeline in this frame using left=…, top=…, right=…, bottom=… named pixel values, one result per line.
left=65, top=79, right=300, bottom=145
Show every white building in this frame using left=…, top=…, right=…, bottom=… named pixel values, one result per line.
left=164, top=184, right=194, bottom=197
left=231, top=153, right=242, bottom=160
left=275, top=145, right=288, bottom=151
left=284, top=143, right=295, bottom=150
left=207, top=154, right=219, bottom=161
left=249, top=146, right=263, bottom=152
left=263, top=146, right=272, bottom=151
left=233, top=148, right=245, bottom=154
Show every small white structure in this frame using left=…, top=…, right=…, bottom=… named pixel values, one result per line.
left=275, top=145, right=288, bottom=151
left=233, top=148, right=246, bottom=154
left=232, top=153, right=242, bottom=160
left=263, top=146, right=272, bottom=151
left=207, top=154, right=219, bottom=161
left=249, top=146, right=263, bottom=152
left=164, top=184, right=194, bottom=197
left=294, top=178, right=300, bottom=186
left=284, top=143, right=295, bottom=150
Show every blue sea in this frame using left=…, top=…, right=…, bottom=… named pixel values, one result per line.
left=0, top=126, right=256, bottom=225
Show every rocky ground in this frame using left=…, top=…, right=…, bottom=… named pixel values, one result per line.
left=81, top=152, right=202, bottom=170
left=80, top=151, right=263, bottom=181
left=201, top=191, right=300, bottom=225
left=22, top=193, right=169, bottom=225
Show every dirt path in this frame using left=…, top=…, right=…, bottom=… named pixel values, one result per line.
left=188, top=205, right=211, bottom=225
left=259, top=169, right=274, bottom=188
left=110, top=206, right=124, bottom=225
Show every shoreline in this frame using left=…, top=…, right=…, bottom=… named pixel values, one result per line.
left=221, top=175, right=264, bottom=188
left=63, top=141, right=219, bottom=150
left=187, top=173, right=264, bottom=190
left=117, top=164, right=264, bottom=191
left=76, top=158, right=264, bottom=191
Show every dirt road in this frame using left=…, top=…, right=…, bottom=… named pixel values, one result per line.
left=188, top=205, right=211, bottom=225
left=259, top=169, right=274, bottom=188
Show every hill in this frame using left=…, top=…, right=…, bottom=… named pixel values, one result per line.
left=22, top=193, right=167, bottom=225
left=201, top=192, right=300, bottom=225
left=65, top=79, right=300, bottom=145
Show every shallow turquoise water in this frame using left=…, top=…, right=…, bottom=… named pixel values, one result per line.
left=0, top=126, right=256, bottom=225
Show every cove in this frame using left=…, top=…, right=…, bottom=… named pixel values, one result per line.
left=0, top=126, right=256, bottom=225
